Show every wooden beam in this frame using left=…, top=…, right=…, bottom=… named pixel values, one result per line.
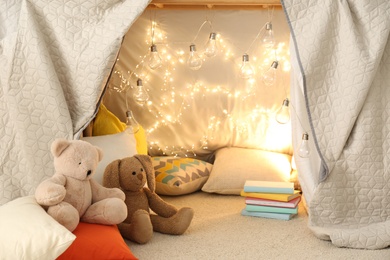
left=149, top=0, right=281, bottom=9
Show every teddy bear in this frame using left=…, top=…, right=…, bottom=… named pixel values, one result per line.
left=103, top=154, right=194, bottom=244
left=35, top=138, right=128, bottom=232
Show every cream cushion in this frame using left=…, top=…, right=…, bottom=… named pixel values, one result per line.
left=82, top=132, right=138, bottom=184
left=0, top=196, right=76, bottom=259
left=202, top=147, right=292, bottom=195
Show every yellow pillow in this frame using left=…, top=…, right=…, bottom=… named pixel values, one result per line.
left=92, top=104, right=148, bottom=155
left=92, top=104, right=126, bottom=136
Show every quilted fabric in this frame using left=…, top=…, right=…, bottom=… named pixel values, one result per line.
left=282, top=0, right=390, bottom=249
left=0, top=0, right=150, bottom=205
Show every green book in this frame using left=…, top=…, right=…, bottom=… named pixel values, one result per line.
left=245, top=204, right=298, bottom=214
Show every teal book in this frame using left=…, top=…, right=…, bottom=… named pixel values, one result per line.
left=245, top=204, right=298, bottom=214
left=243, top=180, right=294, bottom=194
left=241, top=209, right=295, bottom=221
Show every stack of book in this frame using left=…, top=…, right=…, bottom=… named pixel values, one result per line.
left=240, top=180, right=301, bottom=221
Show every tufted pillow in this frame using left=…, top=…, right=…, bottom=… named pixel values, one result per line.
left=152, top=157, right=213, bottom=195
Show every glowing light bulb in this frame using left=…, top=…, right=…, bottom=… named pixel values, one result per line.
left=148, top=44, right=162, bottom=69
left=133, top=78, right=149, bottom=105
left=239, top=54, right=254, bottom=79
left=125, top=110, right=140, bottom=134
left=262, top=22, right=275, bottom=49
left=275, top=98, right=290, bottom=124
left=298, top=133, right=311, bottom=158
left=187, top=44, right=202, bottom=70
left=262, top=60, right=278, bottom=86
left=204, top=32, right=217, bottom=58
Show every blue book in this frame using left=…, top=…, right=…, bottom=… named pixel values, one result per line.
left=241, top=209, right=295, bottom=221
left=243, top=180, right=294, bottom=194
left=245, top=204, right=298, bottom=214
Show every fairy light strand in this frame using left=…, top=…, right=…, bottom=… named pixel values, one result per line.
left=108, top=10, right=313, bottom=157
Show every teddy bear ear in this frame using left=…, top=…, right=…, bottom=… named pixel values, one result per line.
left=103, top=159, right=121, bottom=189
left=51, top=139, right=71, bottom=157
left=134, top=155, right=155, bottom=193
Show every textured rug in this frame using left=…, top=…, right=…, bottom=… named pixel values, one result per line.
left=127, top=192, right=390, bottom=259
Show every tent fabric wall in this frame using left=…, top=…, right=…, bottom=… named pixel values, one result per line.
left=0, top=0, right=150, bottom=205
left=103, top=8, right=293, bottom=161
left=283, top=0, right=390, bottom=249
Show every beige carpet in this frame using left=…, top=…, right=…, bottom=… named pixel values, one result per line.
left=127, top=192, right=390, bottom=260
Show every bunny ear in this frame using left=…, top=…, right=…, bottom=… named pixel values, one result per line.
left=51, top=139, right=71, bottom=157
left=103, top=159, right=121, bottom=188
left=134, top=155, right=155, bottom=192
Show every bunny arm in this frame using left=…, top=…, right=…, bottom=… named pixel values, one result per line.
left=90, top=178, right=125, bottom=203
left=144, top=188, right=178, bottom=217
left=35, top=174, right=67, bottom=206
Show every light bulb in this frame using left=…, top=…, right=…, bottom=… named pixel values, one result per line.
left=187, top=44, right=202, bottom=70
left=148, top=44, right=162, bottom=70
left=239, top=54, right=254, bottom=79
left=262, top=60, right=278, bottom=86
left=204, top=32, right=217, bottom=58
left=298, top=133, right=311, bottom=158
left=125, top=110, right=140, bottom=134
left=275, top=98, right=290, bottom=124
left=133, top=78, right=149, bottom=105
left=262, top=22, right=275, bottom=49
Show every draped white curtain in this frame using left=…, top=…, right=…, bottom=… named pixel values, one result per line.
left=0, top=0, right=150, bottom=205
left=284, top=0, right=390, bottom=249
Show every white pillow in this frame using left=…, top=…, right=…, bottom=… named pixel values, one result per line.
left=0, top=196, right=76, bottom=259
left=81, top=132, right=138, bottom=184
left=202, top=147, right=292, bottom=195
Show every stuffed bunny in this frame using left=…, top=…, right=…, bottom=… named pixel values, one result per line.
left=103, top=154, right=194, bottom=244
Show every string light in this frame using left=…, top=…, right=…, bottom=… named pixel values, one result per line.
left=298, top=132, right=310, bottom=158
left=148, top=44, right=163, bottom=69
left=204, top=32, right=218, bottom=58
left=275, top=98, right=290, bottom=124
left=262, top=60, right=278, bottom=86
left=187, top=44, right=202, bottom=70
left=110, top=11, right=303, bottom=157
left=133, top=78, right=150, bottom=105
left=261, top=22, right=275, bottom=49
left=125, top=110, right=140, bottom=134
left=239, top=54, right=255, bottom=79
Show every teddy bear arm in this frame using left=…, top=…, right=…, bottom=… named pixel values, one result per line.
left=144, top=188, right=178, bottom=217
left=90, top=178, right=125, bottom=202
left=35, top=174, right=67, bottom=206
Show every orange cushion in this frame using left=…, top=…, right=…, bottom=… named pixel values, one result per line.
left=57, top=222, right=137, bottom=260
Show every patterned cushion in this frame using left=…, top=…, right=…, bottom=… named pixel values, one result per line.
left=152, top=157, right=213, bottom=196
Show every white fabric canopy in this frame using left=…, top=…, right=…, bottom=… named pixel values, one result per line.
left=284, top=0, right=390, bottom=249
left=0, top=0, right=150, bottom=205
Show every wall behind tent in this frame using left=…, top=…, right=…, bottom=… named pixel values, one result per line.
left=103, top=7, right=293, bottom=160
